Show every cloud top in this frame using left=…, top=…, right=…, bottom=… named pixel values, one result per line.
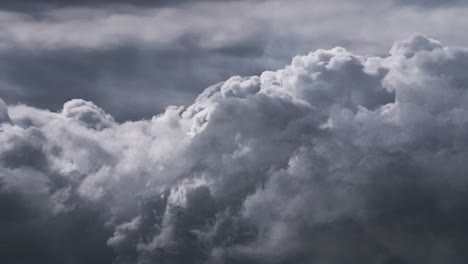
left=62, top=99, right=115, bottom=130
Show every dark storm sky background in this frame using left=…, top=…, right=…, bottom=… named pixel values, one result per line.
left=0, top=0, right=467, bottom=120
left=3, top=1, right=468, bottom=264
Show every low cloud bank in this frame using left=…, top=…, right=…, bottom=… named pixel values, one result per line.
left=2, top=34, right=468, bottom=263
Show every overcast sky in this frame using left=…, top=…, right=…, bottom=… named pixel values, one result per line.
left=3, top=1, right=468, bottom=264
left=1, top=0, right=468, bottom=120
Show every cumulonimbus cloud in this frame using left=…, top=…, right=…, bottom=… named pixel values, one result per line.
left=2, top=34, right=468, bottom=263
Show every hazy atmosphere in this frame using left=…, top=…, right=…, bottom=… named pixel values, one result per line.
left=2, top=1, right=468, bottom=263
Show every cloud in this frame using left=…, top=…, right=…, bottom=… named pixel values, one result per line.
left=389, top=33, right=443, bottom=57
left=0, top=43, right=269, bottom=121
left=0, top=4, right=271, bottom=121
left=393, top=0, right=468, bottom=8
left=62, top=99, right=115, bottom=130
left=0, top=98, right=9, bottom=123
left=2, top=0, right=468, bottom=122
left=3, top=34, right=468, bottom=263
left=0, top=0, right=250, bottom=12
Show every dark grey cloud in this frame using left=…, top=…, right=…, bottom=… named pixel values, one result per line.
left=393, top=0, right=468, bottom=8
left=0, top=189, right=114, bottom=264
left=1, top=0, right=468, bottom=122
left=0, top=0, right=249, bottom=12
left=0, top=98, right=9, bottom=123
left=0, top=126, right=115, bottom=264
left=0, top=41, right=268, bottom=121
left=3, top=34, right=468, bottom=264
left=0, top=0, right=274, bottom=121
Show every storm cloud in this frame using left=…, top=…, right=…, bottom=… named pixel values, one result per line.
left=2, top=0, right=468, bottom=121
left=2, top=34, right=468, bottom=263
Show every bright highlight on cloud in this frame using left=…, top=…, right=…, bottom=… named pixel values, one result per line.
left=2, top=34, right=468, bottom=264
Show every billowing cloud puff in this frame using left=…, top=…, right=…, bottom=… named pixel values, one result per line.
left=62, top=99, right=115, bottom=130
left=3, top=34, right=468, bottom=264
left=389, top=33, right=443, bottom=58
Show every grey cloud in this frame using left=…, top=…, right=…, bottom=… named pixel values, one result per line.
left=2, top=0, right=468, bottom=123
left=0, top=42, right=268, bottom=121
left=0, top=98, right=9, bottom=123
left=0, top=190, right=114, bottom=264
left=389, top=33, right=443, bottom=57
left=0, top=123, right=115, bottom=264
left=62, top=99, right=115, bottom=130
left=4, top=34, right=468, bottom=264
left=0, top=0, right=250, bottom=12
left=0, top=4, right=271, bottom=120
left=393, top=0, right=468, bottom=8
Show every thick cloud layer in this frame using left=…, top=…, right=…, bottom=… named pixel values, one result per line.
left=2, top=0, right=468, bottom=121
left=0, top=0, right=252, bottom=13
left=2, top=34, right=468, bottom=263
left=393, top=0, right=468, bottom=8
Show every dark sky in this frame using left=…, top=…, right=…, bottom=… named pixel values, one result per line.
left=1, top=0, right=468, bottom=120
left=2, top=1, right=468, bottom=264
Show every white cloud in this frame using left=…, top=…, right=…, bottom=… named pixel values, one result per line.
left=62, top=99, right=115, bottom=130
